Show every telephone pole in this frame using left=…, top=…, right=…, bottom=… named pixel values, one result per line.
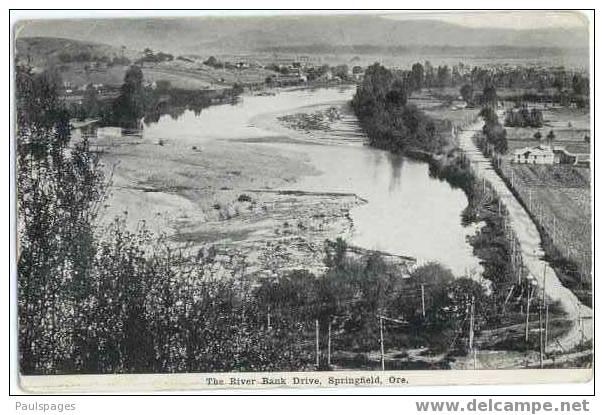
left=379, top=316, right=385, bottom=371
left=469, top=296, right=477, bottom=370
left=539, top=305, right=544, bottom=368
left=421, top=284, right=426, bottom=319
left=525, top=286, right=533, bottom=342
left=267, top=306, right=272, bottom=330
left=469, top=296, right=475, bottom=350
left=544, top=303, right=549, bottom=354
left=542, top=264, right=547, bottom=309
left=327, top=320, right=332, bottom=367
left=315, top=319, right=320, bottom=367
left=541, top=264, right=547, bottom=366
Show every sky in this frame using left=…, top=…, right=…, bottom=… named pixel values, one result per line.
left=12, top=10, right=590, bottom=31
left=381, top=10, right=588, bottom=30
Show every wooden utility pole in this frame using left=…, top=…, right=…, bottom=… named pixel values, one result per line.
left=421, top=284, right=426, bottom=319
left=525, top=286, right=533, bottom=342
left=267, top=306, right=272, bottom=330
left=503, top=285, right=515, bottom=313
left=327, top=320, right=332, bottom=367
left=469, top=296, right=476, bottom=370
left=315, top=319, right=320, bottom=367
left=544, top=303, right=549, bottom=354
left=542, top=265, right=547, bottom=307
left=539, top=306, right=544, bottom=368
left=579, top=316, right=585, bottom=347
left=469, top=296, right=475, bottom=350
left=379, top=316, right=385, bottom=371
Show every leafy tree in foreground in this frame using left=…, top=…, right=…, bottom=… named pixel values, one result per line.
left=17, top=64, right=105, bottom=374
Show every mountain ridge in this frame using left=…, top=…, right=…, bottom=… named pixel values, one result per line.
left=15, top=15, right=589, bottom=55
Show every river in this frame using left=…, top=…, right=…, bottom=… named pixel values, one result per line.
left=85, top=86, right=482, bottom=277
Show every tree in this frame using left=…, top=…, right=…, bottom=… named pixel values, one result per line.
left=530, top=108, right=544, bottom=127
left=547, top=130, right=556, bottom=144
left=333, top=64, right=350, bottom=80
left=481, top=106, right=507, bottom=153
left=572, top=74, right=588, bottom=96
left=460, top=84, right=474, bottom=104
left=479, top=107, right=498, bottom=126
left=482, top=84, right=498, bottom=107
left=204, top=56, right=219, bottom=68
left=16, top=65, right=105, bottom=374
left=82, top=84, right=100, bottom=119
left=113, top=65, right=146, bottom=125
left=385, top=78, right=408, bottom=107
left=444, top=278, right=488, bottom=331
left=424, top=61, right=434, bottom=88
left=534, top=131, right=542, bottom=140
left=352, top=65, right=363, bottom=75
left=410, top=62, right=425, bottom=91
left=436, top=65, right=452, bottom=88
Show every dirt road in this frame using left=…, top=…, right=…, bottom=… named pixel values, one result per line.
left=458, top=118, right=592, bottom=353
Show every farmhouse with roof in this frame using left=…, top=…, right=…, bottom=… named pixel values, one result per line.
left=512, top=145, right=579, bottom=165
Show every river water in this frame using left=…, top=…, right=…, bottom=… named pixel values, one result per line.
left=88, top=86, right=482, bottom=277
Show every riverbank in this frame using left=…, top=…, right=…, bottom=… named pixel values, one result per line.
left=87, top=87, right=423, bottom=282
left=348, top=67, right=590, bottom=366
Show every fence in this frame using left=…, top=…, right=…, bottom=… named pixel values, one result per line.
left=497, top=160, right=592, bottom=288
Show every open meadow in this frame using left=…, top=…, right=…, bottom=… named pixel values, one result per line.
left=505, top=106, right=590, bottom=156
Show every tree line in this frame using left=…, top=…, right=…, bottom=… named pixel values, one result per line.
left=351, top=63, right=447, bottom=155
left=68, top=65, right=242, bottom=126
left=504, top=106, right=544, bottom=128
left=390, top=61, right=589, bottom=108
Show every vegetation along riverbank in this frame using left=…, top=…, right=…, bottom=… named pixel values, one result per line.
left=350, top=62, right=582, bottom=364
left=17, top=56, right=589, bottom=375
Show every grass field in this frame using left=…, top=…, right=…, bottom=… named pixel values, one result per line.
left=409, top=89, right=481, bottom=130
left=505, top=106, right=590, bottom=155
left=55, top=59, right=276, bottom=91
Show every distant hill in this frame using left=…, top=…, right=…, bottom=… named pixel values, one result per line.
left=15, top=37, right=136, bottom=67
left=15, top=14, right=589, bottom=56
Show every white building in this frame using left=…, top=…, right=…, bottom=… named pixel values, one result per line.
left=512, top=145, right=578, bottom=165
left=512, top=145, right=555, bottom=164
